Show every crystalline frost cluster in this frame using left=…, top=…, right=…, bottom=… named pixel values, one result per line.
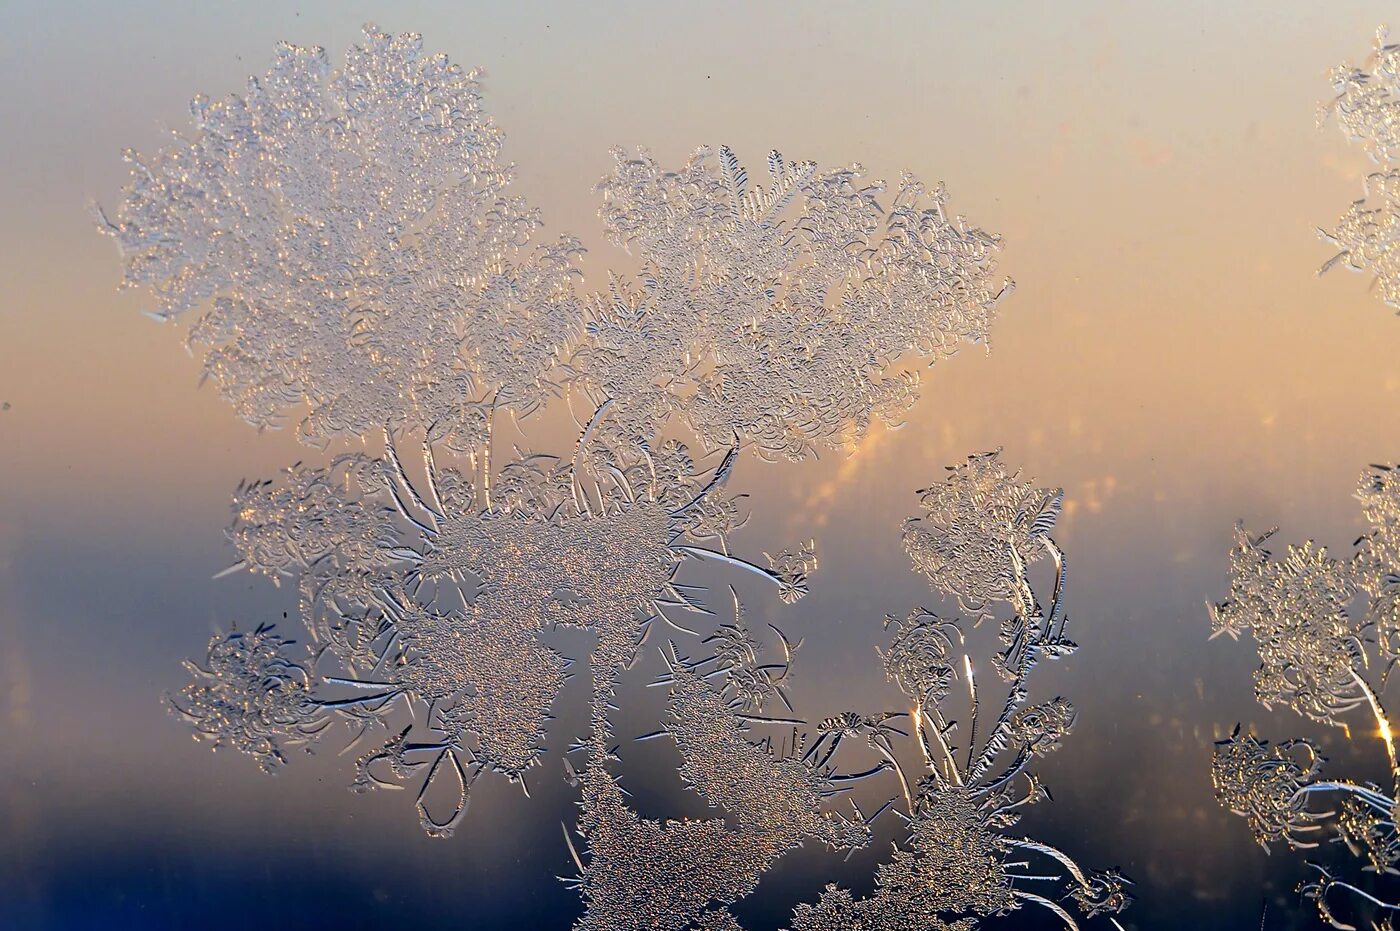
left=102, top=24, right=1130, bottom=931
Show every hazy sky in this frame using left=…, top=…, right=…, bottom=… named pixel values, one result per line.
left=6, top=2, right=1400, bottom=928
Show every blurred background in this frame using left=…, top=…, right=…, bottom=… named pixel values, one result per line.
left=5, top=1, right=1400, bottom=927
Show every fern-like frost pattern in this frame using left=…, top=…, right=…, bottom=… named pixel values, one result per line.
left=173, top=420, right=810, bottom=837
left=97, top=24, right=584, bottom=449
left=1211, top=465, right=1400, bottom=927
left=1321, top=29, right=1400, bottom=312
left=575, top=146, right=1011, bottom=461
left=93, top=24, right=1138, bottom=931
left=782, top=453, right=1123, bottom=931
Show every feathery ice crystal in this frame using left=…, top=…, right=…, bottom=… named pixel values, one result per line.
left=1210, top=464, right=1400, bottom=927
left=98, top=24, right=1136, bottom=930
left=568, top=637, right=868, bottom=931
left=98, top=26, right=1011, bottom=462
left=174, top=417, right=814, bottom=837
left=97, top=25, right=584, bottom=449
left=783, top=453, right=1127, bottom=931
left=903, top=449, right=1065, bottom=617
left=168, top=622, right=329, bottom=773
left=572, top=146, right=1012, bottom=461
left=1321, top=28, right=1400, bottom=312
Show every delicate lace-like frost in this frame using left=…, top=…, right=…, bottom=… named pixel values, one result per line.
left=104, top=25, right=1124, bottom=930
left=166, top=623, right=328, bottom=773
left=902, top=449, right=1064, bottom=616
left=1211, top=463, right=1400, bottom=926
left=571, top=658, right=866, bottom=931
left=100, top=30, right=1012, bottom=463
left=97, top=24, right=584, bottom=449
left=1321, top=28, right=1400, bottom=311
left=176, top=422, right=813, bottom=838
left=781, top=454, right=1125, bottom=931
left=573, top=146, right=1012, bottom=461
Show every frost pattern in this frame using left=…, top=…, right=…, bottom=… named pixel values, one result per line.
left=167, top=623, right=328, bottom=773
left=572, top=147, right=1012, bottom=461
left=99, top=26, right=1011, bottom=464
left=566, top=454, right=1128, bottom=931
left=1210, top=465, right=1400, bottom=927
left=172, top=422, right=813, bottom=836
left=776, top=455, right=1126, bottom=931
left=99, top=24, right=1138, bottom=931
left=902, top=450, right=1063, bottom=615
left=96, top=25, right=584, bottom=449
left=568, top=647, right=868, bottom=931
left=1320, top=29, right=1400, bottom=312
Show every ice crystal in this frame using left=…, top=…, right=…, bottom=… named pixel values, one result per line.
left=572, top=770, right=783, bottom=931
left=659, top=656, right=864, bottom=850
left=110, top=24, right=1065, bottom=925
left=1211, top=465, right=1400, bottom=927
left=569, top=654, right=867, bottom=931
left=182, top=422, right=810, bottom=836
left=700, top=596, right=802, bottom=713
left=784, top=455, right=1126, bottom=931
left=570, top=146, right=1012, bottom=461
left=1211, top=527, right=1367, bottom=723
left=96, top=25, right=584, bottom=448
left=1211, top=728, right=1324, bottom=850
left=903, top=450, right=1064, bottom=615
left=1356, top=465, right=1400, bottom=665
left=100, top=27, right=1012, bottom=464
left=167, top=623, right=328, bottom=773
left=1071, top=870, right=1136, bottom=921
left=1320, top=29, right=1400, bottom=311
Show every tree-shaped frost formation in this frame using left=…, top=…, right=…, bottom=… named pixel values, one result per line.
left=1321, top=28, right=1400, bottom=312
left=548, top=452, right=1124, bottom=931
left=903, top=449, right=1065, bottom=617
left=785, top=452, right=1127, bottom=931
left=1210, top=465, right=1400, bottom=927
left=96, top=24, right=584, bottom=449
left=171, top=421, right=815, bottom=836
left=96, top=24, right=1093, bottom=927
left=572, top=147, right=1012, bottom=461
left=567, top=638, right=870, bottom=931
left=99, top=26, right=1012, bottom=464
